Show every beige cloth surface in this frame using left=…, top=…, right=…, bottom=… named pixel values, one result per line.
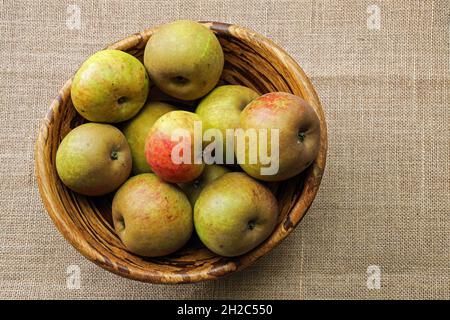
left=0, top=0, right=449, bottom=299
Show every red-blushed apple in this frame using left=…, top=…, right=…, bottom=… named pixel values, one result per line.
left=56, top=123, right=132, bottom=196
left=112, top=173, right=192, bottom=257
left=239, top=92, right=320, bottom=181
left=145, top=110, right=204, bottom=183
left=196, top=85, right=259, bottom=163
left=194, top=172, right=278, bottom=257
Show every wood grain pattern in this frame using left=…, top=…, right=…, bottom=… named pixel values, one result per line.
left=34, top=21, right=328, bottom=283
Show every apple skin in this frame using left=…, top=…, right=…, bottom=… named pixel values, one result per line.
left=145, top=111, right=205, bottom=183
left=144, top=20, right=224, bottom=101
left=121, top=101, right=176, bottom=175
left=112, top=173, right=192, bottom=257
left=194, top=172, right=278, bottom=257
left=148, top=85, right=197, bottom=109
left=239, top=92, right=321, bottom=181
left=196, top=85, right=259, bottom=161
left=179, top=164, right=230, bottom=205
left=71, top=49, right=149, bottom=123
left=56, top=123, right=132, bottom=196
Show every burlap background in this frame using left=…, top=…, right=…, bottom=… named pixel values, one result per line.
left=0, top=0, right=448, bottom=299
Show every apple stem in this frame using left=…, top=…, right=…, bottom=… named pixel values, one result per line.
left=110, top=150, right=119, bottom=160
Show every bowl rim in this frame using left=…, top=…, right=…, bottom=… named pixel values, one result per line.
left=35, top=21, right=328, bottom=283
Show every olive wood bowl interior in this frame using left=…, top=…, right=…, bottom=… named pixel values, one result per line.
left=35, top=21, right=327, bottom=283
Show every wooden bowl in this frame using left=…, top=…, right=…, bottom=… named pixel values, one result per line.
left=35, top=22, right=327, bottom=283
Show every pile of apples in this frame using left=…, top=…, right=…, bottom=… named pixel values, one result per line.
left=56, top=20, right=320, bottom=258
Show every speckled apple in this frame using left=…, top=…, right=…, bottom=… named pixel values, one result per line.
left=179, top=164, right=230, bottom=205
left=71, top=49, right=149, bottom=123
left=144, top=20, right=224, bottom=101
left=194, top=172, right=278, bottom=257
left=196, top=85, right=259, bottom=161
left=239, top=92, right=320, bottom=181
left=121, top=101, right=176, bottom=174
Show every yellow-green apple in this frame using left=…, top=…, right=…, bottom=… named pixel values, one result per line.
left=56, top=123, right=131, bottom=196
left=196, top=85, right=259, bottom=162
left=112, top=173, right=192, bottom=257
left=144, top=20, right=224, bottom=100
left=194, top=172, right=278, bottom=257
left=179, top=164, right=230, bottom=205
left=145, top=111, right=204, bottom=183
left=71, top=49, right=149, bottom=123
left=239, top=92, right=320, bottom=181
left=121, top=101, right=176, bottom=174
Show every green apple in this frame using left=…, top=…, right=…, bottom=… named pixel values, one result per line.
left=71, top=49, right=149, bottom=123
left=112, top=173, right=192, bottom=257
left=56, top=123, right=131, bottom=196
left=196, top=85, right=259, bottom=162
left=239, top=92, right=321, bottom=181
left=179, top=164, right=230, bottom=205
left=144, top=20, right=224, bottom=100
left=121, top=101, right=176, bottom=174
left=145, top=111, right=204, bottom=183
left=194, top=172, right=278, bottom=257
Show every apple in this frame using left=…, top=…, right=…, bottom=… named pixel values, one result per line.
left=194, top=172, right=278, bottom=257
left=145, top=110, right=204, bottom=183
left=56, top=123, right=131, bottom=196
left=121, top=101, right=176, bottom=174
left=112, top=173, right=192, bottom=257
left=71, top=49, right=149, bottom=123
left=144, top=20, right=224, bottom=100
left=179, top=164, right=230, bottom=205
left=239, top=92, right=320, bottom=181
left=196, top=85, right=259, bottom=162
